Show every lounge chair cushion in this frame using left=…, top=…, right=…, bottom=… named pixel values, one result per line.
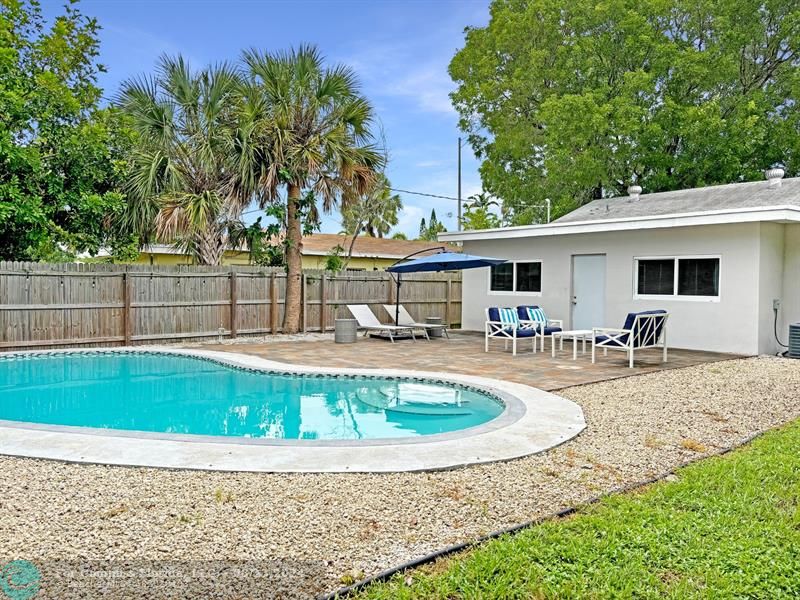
left=594, top=334, right=628, bottom=347
left=513, top=328, right=537, bottom=338
left=526, top=306, right=547, bottom=323
left=489, top=307, right=519, bottom=326
left=517, top=305, right=562, bottom=335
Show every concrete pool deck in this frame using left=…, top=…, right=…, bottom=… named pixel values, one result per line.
left=0, top=348, right=586, bottom=472
left=193, top=331, right=738, bottom=391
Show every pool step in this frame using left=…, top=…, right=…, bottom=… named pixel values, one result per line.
left=356, top=388, right=472, bottom=417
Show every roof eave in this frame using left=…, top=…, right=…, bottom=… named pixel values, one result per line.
left=439, top=206, right=800, bottom=242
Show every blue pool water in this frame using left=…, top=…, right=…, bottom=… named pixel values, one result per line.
left=0, top=352, right=503, bottom=440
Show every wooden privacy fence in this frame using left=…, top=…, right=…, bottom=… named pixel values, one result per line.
left=0, top=261, right=462, bottom=351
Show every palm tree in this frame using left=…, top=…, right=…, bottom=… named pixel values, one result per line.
left=240, top=45, right=384, bottom=333
left=360, top=175, right=402, bottom=238
left=116, top=55, right=249, bottom=265
left=340, top=174, right=402, bottom=267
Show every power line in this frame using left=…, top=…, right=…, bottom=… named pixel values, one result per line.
left=241, top=187, right=464, bottom=217
left=389, top=188, right=461, bottom=202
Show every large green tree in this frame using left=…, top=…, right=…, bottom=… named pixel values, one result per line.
left=0, top=0, right=133, bottom=261
left=116, top=56, right=250, bottom=265
left=450, top=0, right=800, bottom=224
left=240, top=45, right=384, bottom=333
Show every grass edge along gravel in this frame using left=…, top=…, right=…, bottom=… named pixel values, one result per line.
left=353, top=419, right=800, bottom=599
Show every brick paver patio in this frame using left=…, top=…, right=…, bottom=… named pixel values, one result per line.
left=194, top=332, right=737, bottom=391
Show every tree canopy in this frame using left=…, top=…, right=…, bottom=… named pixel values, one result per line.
left=116, top=56, right=250, bottom=265
left=239, top=45, right=384, bottom=332
left=418, top=209, right=446, bottom=240
left=0, top=0, right=134, bottom=261
left=341, top=174, right=402, bottom=239
left=450, top=0, right=800, bottom=224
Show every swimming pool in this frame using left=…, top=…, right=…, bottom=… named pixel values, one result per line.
left=0, top=351, right=504, bottom=441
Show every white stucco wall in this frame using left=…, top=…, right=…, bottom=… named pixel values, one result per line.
left=460, top=223, right=774, bottom=355
left=757, top=223, right=785, bottom=355
left=781, top=224, right=800, bottom=345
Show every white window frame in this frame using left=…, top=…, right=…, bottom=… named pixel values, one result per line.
left=633, top=254, right=721, bottom=302
left=487, top=260, right=543, bottom=296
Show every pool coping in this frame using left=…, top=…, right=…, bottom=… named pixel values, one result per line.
left=0, top=347, right=586, bottom=472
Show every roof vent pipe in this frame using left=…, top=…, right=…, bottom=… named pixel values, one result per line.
left=765, top=167, right=785, bottom=189
left=627, top=184, right=642, bottom=201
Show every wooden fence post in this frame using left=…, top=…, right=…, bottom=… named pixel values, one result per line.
left=320, top=272, right=327, bottom=332
left=270, top=273, right=278, bottom=334
left=229, top=272, right=238, bottom=339
left=122, top=272, right=132, bottom=346
left=301, top=273, right=307, bottom=333
left=446, top=275, right=453, bottom=325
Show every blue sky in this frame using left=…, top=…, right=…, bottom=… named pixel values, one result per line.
left=44, top=0, right=489, bottom=238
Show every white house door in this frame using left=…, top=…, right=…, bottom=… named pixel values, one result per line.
left=571, top=254, right=606, bottom=330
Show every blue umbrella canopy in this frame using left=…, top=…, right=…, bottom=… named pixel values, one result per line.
left=387, top=251, right=506, bottom=273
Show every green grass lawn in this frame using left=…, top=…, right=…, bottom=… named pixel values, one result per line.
left=356, top=421, right=800, bottom=599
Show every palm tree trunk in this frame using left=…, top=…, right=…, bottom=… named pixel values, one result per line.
left=195, top=229, right=225, bottom=266
left=283, top=184, right=303, bottom=333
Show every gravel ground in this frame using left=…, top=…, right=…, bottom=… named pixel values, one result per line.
left=1, top=356, right=799, bottom=599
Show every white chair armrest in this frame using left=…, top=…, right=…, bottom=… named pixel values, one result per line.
left=486, top=320, right=512, bottom=334
left=548, top=319, right=563, bottom=328
left=592, top=327, right=631, bottom=335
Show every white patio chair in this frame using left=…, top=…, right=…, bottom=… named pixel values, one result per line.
left=516, top=305, right=564, bottom=352
left=484, top=307, right=538, bottom=356
left=592, top=310, right=669, bottom=368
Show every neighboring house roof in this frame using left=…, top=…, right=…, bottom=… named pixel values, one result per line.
left=91, top=237, right=458, bottom=261
left=440, top=175, right=800, bottom=242
left=300, top=233, right=459, bottom=259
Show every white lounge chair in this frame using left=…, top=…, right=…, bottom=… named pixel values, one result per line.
left=346, top=305, right=418, bottom=343
left=382, top=305, right=447, bottom=339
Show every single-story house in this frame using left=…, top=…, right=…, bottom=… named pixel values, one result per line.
left=94, top=235, right=456, bottom=271
left=439, top=169, right=800, bottom=356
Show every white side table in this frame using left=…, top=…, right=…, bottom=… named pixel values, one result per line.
left=552, top=329, right=593, bottom=360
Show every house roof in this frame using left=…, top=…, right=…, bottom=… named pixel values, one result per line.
left=300, top=233, right=460, bottom=259
left=555, top=176, right=800, bottom=223
left=440, top=177, right=800, bottom=242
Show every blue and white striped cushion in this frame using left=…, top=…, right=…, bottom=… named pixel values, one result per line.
left=499, top=307, right=519, bottom=327
left=526, top=307, right=547, bottom=324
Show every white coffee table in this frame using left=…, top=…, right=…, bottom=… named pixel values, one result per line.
left=552, top=329, right=593, bottom=360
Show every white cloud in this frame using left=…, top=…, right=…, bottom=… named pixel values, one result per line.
left=382, top=64, right=456, bottom=115
left=397, top=204, right=425, bottom=233
left=338, top=40, right=456, bottom=116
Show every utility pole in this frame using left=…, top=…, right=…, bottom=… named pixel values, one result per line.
left=457, top=137, right=462, bottom=231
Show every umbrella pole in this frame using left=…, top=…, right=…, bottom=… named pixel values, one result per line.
left=395, top=273, right=401, bottom=325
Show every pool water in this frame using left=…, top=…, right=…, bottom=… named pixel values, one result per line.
left=0, top=352, right=504, bottom=440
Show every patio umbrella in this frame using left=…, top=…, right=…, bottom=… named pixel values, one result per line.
left=387, top=248, right=506, bottom=326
